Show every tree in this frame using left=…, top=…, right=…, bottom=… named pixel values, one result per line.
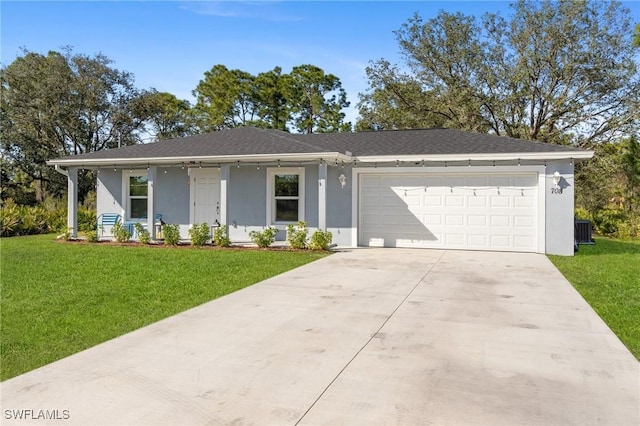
left=620, top=136, right=640, bottom=214
left=289, top=65, right=351, bottom=133
left=253, top=67, right=290, bottom=131
left=359, top=0, right=639, bottom=145
left=191, top=64, right=351, bottom=133
left=192, top=65, right=259, bottom=131
left=1, top=48, right=148, bottom=203
left=135, top=90, right=194, bottom=140
left=634, top=23, right=640, bottom=47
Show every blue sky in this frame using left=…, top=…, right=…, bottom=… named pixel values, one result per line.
left=2, top=1, right=640, bottom=125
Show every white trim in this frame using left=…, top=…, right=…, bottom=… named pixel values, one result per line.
left=318, top=163, right=327, bottom=231
left=220, top=165, right=229, bottom=227
left=266, top=167, right=305, bottom=226
left=47, top=150, right=593, bottom=167
left=356, top=151, right=593, bottom=163
left=351, top=165, right=546, bottom=253
left=122, top=169, right=148, bottom=221
left=48, top=152, right=352, bottom=167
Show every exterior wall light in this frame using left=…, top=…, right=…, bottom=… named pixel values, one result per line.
left=553, top=171, right=561, bottom=187
left=338, top=173, right=347, bottom=188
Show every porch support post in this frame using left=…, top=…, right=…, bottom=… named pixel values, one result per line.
left=318, top=162, right=327, bottom=231
left=67, top=167, right=78, bottom=238
left=147, top=166, right=156, bottom=239
left=220, top=164, right=229, bottom=227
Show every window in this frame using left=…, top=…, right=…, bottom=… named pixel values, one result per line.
left=125, top=172, right=148, bottom=220
left=268, top=168, right=304, bottom=224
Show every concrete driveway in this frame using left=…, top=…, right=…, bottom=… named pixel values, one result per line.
left=1, top=249, right=638, bottom=425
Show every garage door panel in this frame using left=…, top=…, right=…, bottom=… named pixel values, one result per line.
left=425, top=195, right=443, bottom=206
left=514, top=196, right=534, bottom=208
left=467, top=234, right=489, bottom=246
left=490, top=235, right=511, bottom=247
left=424, top=214, right=442, bottom=225
left=514, top=216, right=534, bottom=228
left=445, top=215, right=464, bottom=226
left=360, top=172, right=538, bottom=252
left=490, top=216, right=511, bottom=227
left=468, top=215, right=487, bottom=226
left=445, top=195, right=464, bottom=207
left=468, top=196, right=488, bottom=207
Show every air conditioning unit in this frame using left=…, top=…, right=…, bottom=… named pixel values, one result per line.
left=575, top=219, right=594, bottom=245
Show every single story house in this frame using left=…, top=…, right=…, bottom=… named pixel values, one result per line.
left=48, top=127, right=593, bottom=255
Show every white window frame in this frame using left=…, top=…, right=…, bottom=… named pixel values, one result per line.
left=267, top=167, right=305, bottom=225
left=122, top=170, right=148, bottom=221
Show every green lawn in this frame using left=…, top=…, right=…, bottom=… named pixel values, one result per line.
left=549, top=238, right=640, bottom=360
left=0, top=235, right=328, bottom=381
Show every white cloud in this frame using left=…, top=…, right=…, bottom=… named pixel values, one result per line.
left=179, top=1, right=304, bottom=22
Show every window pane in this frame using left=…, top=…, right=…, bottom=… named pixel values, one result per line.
left=275, top=199, right=298, bottom=222
left=275, top=174, right=298, bottom=197
left=129, top=176, right=148, bottom=197
left=130, top=199, right=147, bottom=219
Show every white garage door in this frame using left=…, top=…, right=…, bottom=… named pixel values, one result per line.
left=359, top=173, right=538, bottom=252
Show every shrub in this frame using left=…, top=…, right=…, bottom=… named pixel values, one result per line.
left=213, top=225, right=231, bottom=247
left=86, top=230, right=99, bottom=243
left=162, top=224, right=181, bottom=245
left=133, top=223, right=151, bottom=244
left=592, top=208, right=626, bottom=236
left=78, top=208, right=97, bottom=233
left=188, top=223, right=210, bottom=247
left=309, top=230, right=333, bottom=250
left=0, top=199, right=21, bottom=236
left=249, top=227, right=278, bottom=248
left=111, top=221, right=131, bottom=243
left=286, top=221, right=308, bottom=249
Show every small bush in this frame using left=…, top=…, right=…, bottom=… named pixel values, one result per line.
left=86, top=230, right=99, bottom=243
left=249, top=227, right=278, bottom=248
left=213, top=225, right=231, bottom=247
left=286, top=221, right=308, bottom=249
left=188, top=223, right=210, bottom=247
left=78, top=208, right=97, bottom=233
left=309, top=230, right=333, bottom=250
left=162, top=224, right=181, bottom=245
left=133, top=223, right=151, bottom=244
left=592, top=208, right=626, bottom=236
left=111, top=221, right=131, bottom=243
left=0, top=199, right=21, bottom=236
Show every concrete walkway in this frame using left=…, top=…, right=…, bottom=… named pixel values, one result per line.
left=1, top=249, right=638, bottom=425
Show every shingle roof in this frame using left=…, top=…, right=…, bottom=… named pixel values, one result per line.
left=49, top=127, right=590, bottom=165
left=301, top=128, right=582, bottom=156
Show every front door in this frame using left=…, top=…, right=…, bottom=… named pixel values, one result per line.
left=190, top=168, right=221, bottom=226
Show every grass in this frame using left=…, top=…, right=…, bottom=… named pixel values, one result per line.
left=548, top=238, right=640, bottom=360
left=0, top=235, right=329, bottom=381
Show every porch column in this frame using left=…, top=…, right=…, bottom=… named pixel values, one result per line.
left=220, top=164, right=229, bottom=227
left=147, top=166, right=156, bottom=239
left=67, top=167, right=78, bottom=238
left=318, top=162, right=327, bottom=231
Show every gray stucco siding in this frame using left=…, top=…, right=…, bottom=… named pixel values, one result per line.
left=304, top=165, right=319, bottom=228
left=544, top=160, right=575, bottom=256
left=227, top=167, right=267, bottom=235
left=96, top=169, right=123, bottom=220
left=155, top=168, right=190, bottom=225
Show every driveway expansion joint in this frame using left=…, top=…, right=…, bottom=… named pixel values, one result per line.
left=294, top=250, right=448, bottom=425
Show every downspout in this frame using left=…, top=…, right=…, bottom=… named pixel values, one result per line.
left=54, top=164, right=69, bottom=177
